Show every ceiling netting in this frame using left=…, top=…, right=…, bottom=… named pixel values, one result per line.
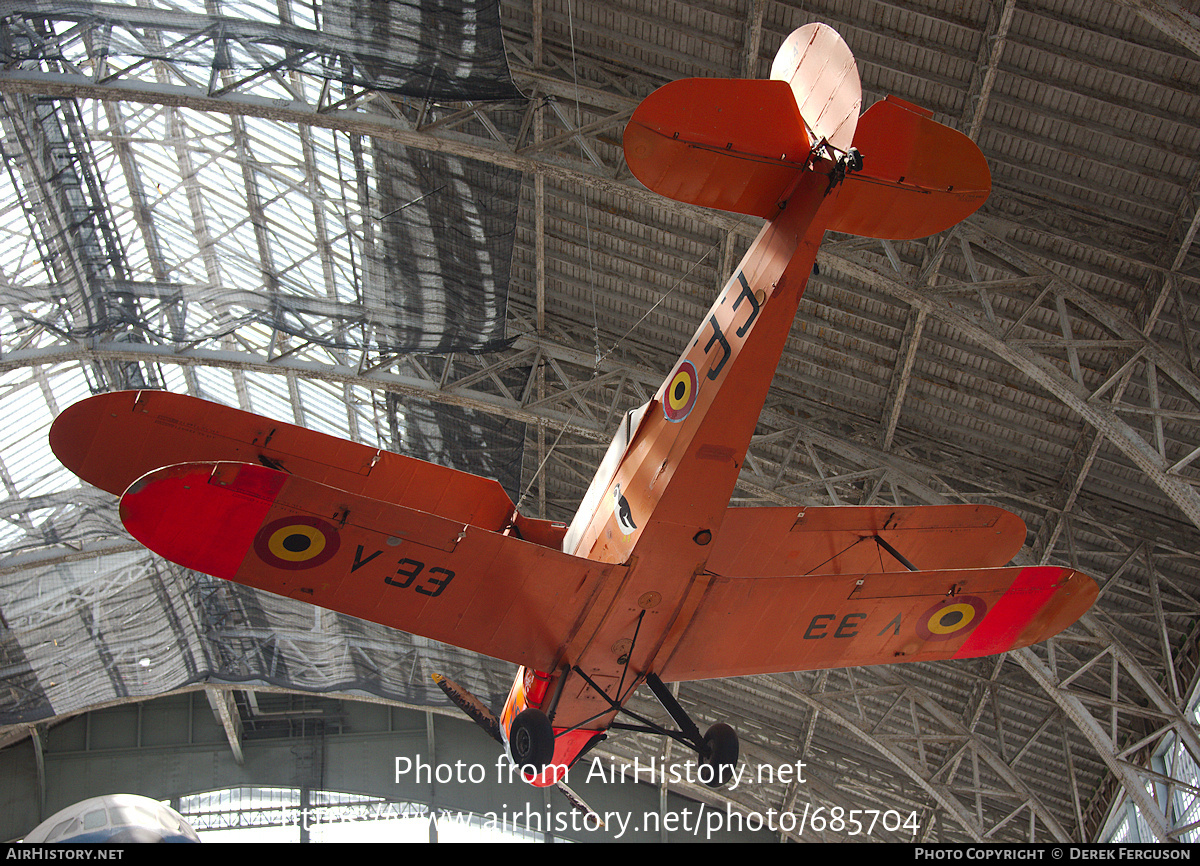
left=0, top=0, right=528, bottom=726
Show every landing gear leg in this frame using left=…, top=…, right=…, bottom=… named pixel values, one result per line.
left=564, top=666, right=742, bottom=789
left=642, top=673, right=739, bottom=789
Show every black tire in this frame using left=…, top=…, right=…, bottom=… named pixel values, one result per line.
left=509, top=708, right=555, bottom=774
left=699, top=722, right=739, bottom=788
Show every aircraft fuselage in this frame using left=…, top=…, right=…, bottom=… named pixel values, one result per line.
left=501, top=166, right=838, bottom=784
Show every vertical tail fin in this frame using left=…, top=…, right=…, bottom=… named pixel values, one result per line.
left=770, top=22, right=862, bottom=154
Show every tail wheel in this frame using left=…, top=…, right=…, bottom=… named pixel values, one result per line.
left=509, top=708, right=555, bottom=774
left=699, top=722, right=739, bottom=788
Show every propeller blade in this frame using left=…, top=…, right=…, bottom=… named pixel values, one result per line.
left=432, top=673, right=503, bottom=745
left=556, top=781, right=604, bottom=828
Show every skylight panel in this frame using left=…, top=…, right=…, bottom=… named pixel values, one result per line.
left=294, top=377, right=352, bottom=440
left=244, top=370, right=298, bottom=422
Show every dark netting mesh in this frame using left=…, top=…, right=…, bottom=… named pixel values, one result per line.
left=0, top=621, right=50, bottom=723
left=372, top=143, right=519, bottom=353
left=269, top=139, right=521, bottom=354
left=1, top=0, right=522, bottom=102
left=323, top=0, right=522, bottom=100
left=0, top=0, right=530, bottom=728
left=385, top=388, right=528, bottom=503
left=0, top=550, right=516, bottom=727
left=1, top=1, right=523, bottom=358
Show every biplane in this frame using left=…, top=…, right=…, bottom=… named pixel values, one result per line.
left=50, top=24, right=1096, bottom=802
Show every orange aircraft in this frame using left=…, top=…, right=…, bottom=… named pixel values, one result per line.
left=50, top=24, right=1096, bottom=802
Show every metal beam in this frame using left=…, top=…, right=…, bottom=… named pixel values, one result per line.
left=827, top=249, right=1200, bottom=533
left=779, top=679, right=987, bottom=841
left=1014, top=648, right=1171, bottom=841
left=204, top=686, right=244, bottom=766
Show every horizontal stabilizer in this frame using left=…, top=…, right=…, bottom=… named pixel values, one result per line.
left=623, top=78, right=810, bottom=218
left=623, top=23, right=863, bottom=218
left=824, top=96, right=991, bottom=239
left=119, top=461, right=624, bottom=670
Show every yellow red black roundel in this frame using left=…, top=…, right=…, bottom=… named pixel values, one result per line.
left=254, top=516, right=340, bottom=570
left=663, top=360, right=699, bottom=422
left=917, top=596, right=986, bottom=642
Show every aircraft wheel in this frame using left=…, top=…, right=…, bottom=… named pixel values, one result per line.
left=509, top=708, right=555, bottom=773
left=699, top=723, right=739, bottom=788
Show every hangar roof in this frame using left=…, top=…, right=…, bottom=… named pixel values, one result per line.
left=1, top=0, right=1199, bottom=843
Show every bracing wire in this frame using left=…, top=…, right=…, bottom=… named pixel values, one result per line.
left=596, top=214, right=750, bottom=366
left=564, top=0, right=601, bottom=368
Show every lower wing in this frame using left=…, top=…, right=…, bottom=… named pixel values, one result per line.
left=119, top=461, right=624, bottom=671
left=707, top=503, right=1028, bottom=577
left=657, top=563, right=1097, bottom=682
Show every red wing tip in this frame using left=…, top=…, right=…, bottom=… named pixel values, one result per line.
left=954, top=567, right=1098, bottom=659
left=50, top=390, right=156, bottom=492
left=119, top=461, right=285, bottom=581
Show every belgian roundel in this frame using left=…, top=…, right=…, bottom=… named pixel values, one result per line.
left=917, top=596, right=986, bottom=642
left=254, top=516, right=341, bottom=570
left=663, top=360, right=699, bottom=423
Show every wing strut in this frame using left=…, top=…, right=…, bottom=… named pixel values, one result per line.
left=873, top=535, right=919, bottom=572
left=548, top=610, right=650, bottom=737
left=575, top=668, right=696, bottom=752
left=607, top=673, right=739, bottom=788
left=549, top=611, right=699, bottom=752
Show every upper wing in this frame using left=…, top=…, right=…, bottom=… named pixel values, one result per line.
left=51, top=390, right=567, bottom=548
left=658, top=563, right=1097, bottom=682
left=707, top=504, right=1027, bottom=577
left=119, top=461, right=624, bottom=670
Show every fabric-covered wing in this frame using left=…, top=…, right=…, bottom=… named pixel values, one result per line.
left=826, top=95, right=991, bottom=240
left=119, top=461, right=622, bottom=671
left=50, top=390, right=566, bottom=547
left=658, top=564, right=1097, bottom=682
left=623, top=77, right=810, bottom=219
left=707, top=504, right=1027, bottom=577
